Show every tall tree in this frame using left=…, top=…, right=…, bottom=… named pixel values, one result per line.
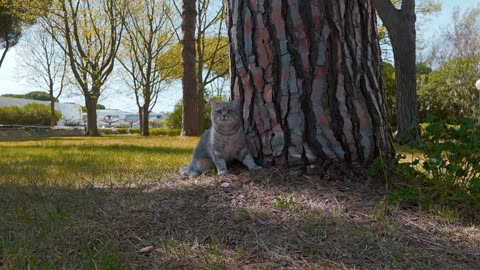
left=194, top=0, right=229, bottom=99
left=17, top=25, right=69, bottom=126
left=174, top=0, right=228, bottom=135
left=118, top=0, right=175, bottom=136
left=226, top=0, right=395, bottom=175
left=373, top=0, right=419, bottom=141
left=181, top=0, right=200, bottom=136
left=0, top=2, right=20, bottom=68
left=377, top=0, right=441, bottom=62
left=0, top=0, right=48, bottom=68
left=45, top=0, right=124, bottom=136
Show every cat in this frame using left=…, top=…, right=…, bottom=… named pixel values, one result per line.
left=180, top=98, right=262, bottom=178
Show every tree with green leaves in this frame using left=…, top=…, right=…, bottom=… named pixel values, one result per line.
left=374, top=0, right=441, bottom=141
left=118, top=0, right=176, bottom=136
left=2, top=91, right=53, bottom=101
left=44, top=0, right=125, bottom=136
left=418, top=56, right=480, bottom=123
left=0, top=2, right=21, bottom=68
left=0, top=0, right=49, bottom=68
left=176, top=0, right=228, bottom=135
left=193, top=0, right=229, bottom=98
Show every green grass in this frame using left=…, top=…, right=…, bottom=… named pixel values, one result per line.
left=0, top=136, right=197, bottom=269
left=0, top=136, right=196, bottom=187
left=0, top=136, right=478, bottom=269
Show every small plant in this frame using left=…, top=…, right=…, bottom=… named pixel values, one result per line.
left=274, top=194, right=296, bottom=211
left=393, top=116, right=480, bottom=221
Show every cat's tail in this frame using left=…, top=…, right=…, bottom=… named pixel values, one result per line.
left=179, top=164, right=190, bottom=176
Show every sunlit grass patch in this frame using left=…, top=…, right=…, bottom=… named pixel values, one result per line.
left=0, top=136, right=197, bottom=187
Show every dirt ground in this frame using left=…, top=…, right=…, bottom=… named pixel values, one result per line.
left=99, top=168, right=480, bottom=269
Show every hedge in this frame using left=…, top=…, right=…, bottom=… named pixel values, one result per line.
left=0, top=104, right=61, bottom=126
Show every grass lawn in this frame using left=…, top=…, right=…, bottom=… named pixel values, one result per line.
left=0, top=136, right=479, bottom=269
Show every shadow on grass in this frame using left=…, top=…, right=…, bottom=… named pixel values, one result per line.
left=1, top=174, right=479, bottom=269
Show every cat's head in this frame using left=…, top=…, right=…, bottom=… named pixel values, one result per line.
left=210, top=98, right=241, bottom=130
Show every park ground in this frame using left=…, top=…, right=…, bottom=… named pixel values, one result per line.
left=0, top=136, right=479, bottom=269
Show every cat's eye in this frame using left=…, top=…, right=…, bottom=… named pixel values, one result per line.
left=216, top=110, right=222, bottom=114
left=227, top=110, right=232, bottom=113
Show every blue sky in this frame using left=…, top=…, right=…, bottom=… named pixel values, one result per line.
left=0, top=0, right=479, bottom=112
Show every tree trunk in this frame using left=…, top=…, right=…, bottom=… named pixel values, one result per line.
left=226, top=0, right=395, bottom=175
left=389, top=17, right=419, bottom=141
left=373, top=0, right=419, bottom=142
left=138, top=106, right=144, bottom=134
left=84, top=96, right=99, bottom=136
left=142, top=106, right=150, bottom=136
left=49, top=91, right=56, bottom=127
left=181, top=0, right=203, bottom=136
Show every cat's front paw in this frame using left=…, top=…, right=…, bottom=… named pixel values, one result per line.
left=188, top=172, right=200, bottom=178
left=249, top=165, right=263, bottom=172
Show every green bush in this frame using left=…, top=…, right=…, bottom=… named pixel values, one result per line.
left=164, top=97, right=224, bottom=131
left=149, top=128, right=181, bottom=136
left=0, top=104, right=61, bottom=125
left=0, top=106, right=23, bottom=124
left=394, top=116, right=480, bottom=221
left=418, top=56, right=480, bottom=123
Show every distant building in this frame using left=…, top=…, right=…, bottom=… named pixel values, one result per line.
left=96, top=109, right=165, bottom=128
left=0, top=96, right=82, bottom=126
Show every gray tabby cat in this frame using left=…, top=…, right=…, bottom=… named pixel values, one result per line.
left=180, top=99, right=262, bottom=178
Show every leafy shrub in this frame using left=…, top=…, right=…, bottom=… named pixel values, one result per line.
left=393, top=116, right=480, bottom=221
left=0, top=104, right=61, bottom=125
left=164, top=97, right=225, bottom=131
left=418, top=56, right=480, bottom=123
left=149, top=128, right=181, bottom=136
left=0, top=106, right=24, bottom=124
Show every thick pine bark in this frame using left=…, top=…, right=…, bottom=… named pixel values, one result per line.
left=227, top=0, right=395, bottom=175
left=181, top=0, right=203, bottom=136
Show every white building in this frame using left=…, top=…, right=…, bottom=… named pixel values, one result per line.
left=0, top=96, right=82, bottom=126
left=96, top=109, right=166, bottom=128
